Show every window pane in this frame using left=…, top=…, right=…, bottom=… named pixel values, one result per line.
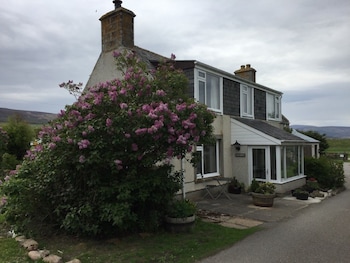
left=270, top=146, right=277, bottom=180
left=204, top=144, right=217, bottom=174
left=196, top=150, right=203, bottom=175
left=242, top=85, right=253, bottom=116
left=207, top=73, right=220, bottom=109
left=267, top=94, right=275, bottom=118
left=286, top=146, right=299, bottom=178
left=199, top=81, right=205, bottom=104
left=253, top=148, right=266, bottom=179
left=281, top=147, right=285, bottom=179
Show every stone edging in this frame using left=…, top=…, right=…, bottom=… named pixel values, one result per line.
left=14, top=235, right=80, bottom=263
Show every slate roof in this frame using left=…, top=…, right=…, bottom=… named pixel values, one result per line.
left=234, top=117, right=306, bottom=143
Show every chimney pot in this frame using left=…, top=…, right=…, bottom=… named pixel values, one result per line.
left=240, top=65, right=245, bottom=69
left=113, top=0, right=122, bottom=9
left=246, top=64, right=251, bottom=68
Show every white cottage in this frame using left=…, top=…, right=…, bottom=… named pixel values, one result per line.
left=86, top=2, right=315, bottom=196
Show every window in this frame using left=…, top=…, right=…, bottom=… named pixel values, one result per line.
left=281, top=146, right=304, bottom=180
left=196, top=70, right=222, bottom=112
left=240, top=85, right=254, bottom=117
left=267, top=93, right=281, bottom=120
left=196, top=141, right=220, bottom=179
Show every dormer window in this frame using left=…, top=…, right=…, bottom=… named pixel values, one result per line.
left=267, top=93, right=281, bottom=120
left=240, top=84, right=254, bottom=118
left=195, top=69, right=222, bottom=113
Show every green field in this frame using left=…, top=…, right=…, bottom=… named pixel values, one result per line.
left=326, top=138, right=350, bottom=154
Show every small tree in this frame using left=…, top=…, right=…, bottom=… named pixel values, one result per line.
left=3, top=115, right=34, bottom=160
left=298, top=130, right=329, bottom=155
left=1, top=51, right=215, bottom=236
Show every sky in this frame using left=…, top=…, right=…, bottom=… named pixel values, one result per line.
left=1, top=0, right=350, bottom=126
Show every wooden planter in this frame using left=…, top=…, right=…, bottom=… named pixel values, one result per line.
left=252, top=192, right=275, bottom=207
left=164, top=215, right=196, bottom=233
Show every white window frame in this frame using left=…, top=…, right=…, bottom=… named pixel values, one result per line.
left=240, top=84, right=254, bottom=118
left=196, top=140, right=220, bottom=179
left=249, top=145, right=305, bottom=184
left=266, top=93, right=281, bottom=121
left=194, top=68, right=223, bottom=114
left=280, top=145, right=304, bottom=181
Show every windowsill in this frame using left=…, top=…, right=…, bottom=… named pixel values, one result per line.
left=273, top=174, right=306, bottom=184
left=196, top=174, right=221, bottom=183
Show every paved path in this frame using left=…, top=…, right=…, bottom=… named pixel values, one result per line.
left=199, top=163, right=350, bottom=263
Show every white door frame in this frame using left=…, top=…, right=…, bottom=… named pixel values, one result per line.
left=248, top=146, right=270, bottom=182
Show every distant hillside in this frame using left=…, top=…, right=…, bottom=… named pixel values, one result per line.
left=291, top=125, right=350, bottom=139
left=0, top=108, right=57, bottom=124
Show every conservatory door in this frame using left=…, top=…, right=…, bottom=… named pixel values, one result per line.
left=251, top=147, right=270, bottom=181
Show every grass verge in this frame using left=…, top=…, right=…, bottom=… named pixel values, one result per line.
left=0, top=218, right=259, bottom=263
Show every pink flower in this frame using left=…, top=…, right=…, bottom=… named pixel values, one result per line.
left=176, top=135, right=187, bottom=145
left=106, top=118, right=113, bottom=127
left=79, top=155, right=86, bottom=163
left=108, top=91, right=117, bottom=101
left=156, top=90, right=166, bottom=96
left=88, top=125, right=95, bottom=132
left=78, top=139, right=90, bottom=149
left=52, top=136, right=61, bottom=142
left=48, top=143, right=56, bottom=149
left=170, top=113, right=179, bottom=122
left=182, top=120, right=196, bottom=129
left=114, top=159, right=122, bottom=165
left=135, top=128, right=147, bottom=135
left=119, top=88, right=127, bottom=95
left=176, top=103, right=186, bottom=112
left=120, top=103, right=128, bottom=109
left=131, top=143, right=138, bottom=151
left=114, top=159, right=123, bottom=170
left=124, top=133, right=131, bottom=138
left=113, top=51, right=121, bottom=58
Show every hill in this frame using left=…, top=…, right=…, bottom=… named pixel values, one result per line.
left=291, top=125, right=350, bottom=139
left=0, top=108, right=57, bottom=124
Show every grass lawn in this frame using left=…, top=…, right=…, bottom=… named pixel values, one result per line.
left=0, top=216, right=259, bottom=263
left=327, top=138, right=350, bottom=154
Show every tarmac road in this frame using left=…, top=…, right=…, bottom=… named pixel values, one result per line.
left=199, top=163, right=350, bottom=263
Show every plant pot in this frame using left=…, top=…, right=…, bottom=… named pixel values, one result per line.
left=295, top=192, right=309, bottom=200
left=228, top=185, right=242, bottom=194
left=164, top=215, right=196, bottom=233
left=251, top=192, right=275, bottom=207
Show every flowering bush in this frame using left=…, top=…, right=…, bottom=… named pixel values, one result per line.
left=0, top=51, right=214, bottom=236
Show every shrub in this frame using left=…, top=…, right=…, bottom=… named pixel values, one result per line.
left=2, top=115, right=34, bottom=160
left=304, top=157, right=345, bottom=189
left=0, top=51, right=214, bottom=237
left=166, top=199, right=196, bottom=218
left=254, top=182, right=275, bottom=194
left=250, top=179, right=260, bottom=193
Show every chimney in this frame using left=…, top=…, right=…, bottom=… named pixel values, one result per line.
left=99, top=1, right=136, bottom=52
left=234, top=64, right=256, bottom=82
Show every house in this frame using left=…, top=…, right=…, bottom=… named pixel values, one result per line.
left=86, top=2, right=315, bottom=195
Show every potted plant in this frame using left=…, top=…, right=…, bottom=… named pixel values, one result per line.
left=250, top=179, right=276, bottom=207
left=165, top=199, right=196, bottom=233
left=227, top=177, right=242, bottom=194
left=293, top=188, right=309, bottom=200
